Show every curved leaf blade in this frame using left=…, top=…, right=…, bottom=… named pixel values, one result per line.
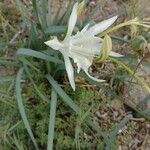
left=17, top=48, right=63, bottom=64
left=46, top=74, right=80, bottom=113
left=15, top=68, right=39, bottom=150
left=46, top=74, right=108, bottom=142
left=47, top=88, right=57, bottom=150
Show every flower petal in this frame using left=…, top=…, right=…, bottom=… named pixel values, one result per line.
left=65, top=2, right=78, bottom=39
left=87, top=16, right=118, bottom=35
left=109, top=51, right=124, bottom=57
left=63, top=54, right=75, bottom=90
left=80, top=24, right=90, bottom=33
left=44, top=37, right=62, bottom=50
left=84, top=70, right=105, bottom=82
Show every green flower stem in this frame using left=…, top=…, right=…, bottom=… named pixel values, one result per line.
left=109, top=57, right=150, bottom=93
left=100, top=18, right=149, bottom=37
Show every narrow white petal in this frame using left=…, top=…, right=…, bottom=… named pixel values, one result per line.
left=84, top=70, right=105, bottom=82
left=87, top=16, right=118, bottom=35
left=44, top=37, right=62, bottom=50
left=81, top=24, right=90, bottom=33
left=63, top=55, right=75, bottom=90
left=109, top=51, right=124, bottom=57
left=66, top=3, right=78, bottom=38
left=77, top=67, right=81, bottom=74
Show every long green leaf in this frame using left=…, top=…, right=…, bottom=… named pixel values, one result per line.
left=19, top=57, right=40, bottom=73
left=17, top=48, right=63, bottom=64
left=31, top=0, right=40, bottom=24
left=41, top=0, right=48, bottom=28
left=60, top=2, right=74, bottom=25
left=106, top=114, right=132, bottom=150
left=32, top=0, right=39, bottom=19
left=46, top=74, right=108, bottom=141
left=28, top=23, right=39, bottom=49
left=47, top=88, right=57, bottom=150
left=46, top=74, right=80, bottom=113
left=47, top=0, right=51, bottom=26
left=45, top=26, right=78, bottom=35
left=15, top=68, right=39, bottom=150
left=111, top=115, right=132, bottom=136
left=45, top=26, right=67, bottom=35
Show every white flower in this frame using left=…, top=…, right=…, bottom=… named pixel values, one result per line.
left=45, top=2, right=122, bottom=90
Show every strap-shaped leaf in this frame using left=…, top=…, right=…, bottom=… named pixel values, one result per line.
left=17, top=48, right=63, bottom=64
left=46, top=74, right=80, bottom=113
left=46, top=74, right=108, bottom=141
left=47, top=88, right=57, bottom=150
left=15, top=68, right=39, bottom=150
